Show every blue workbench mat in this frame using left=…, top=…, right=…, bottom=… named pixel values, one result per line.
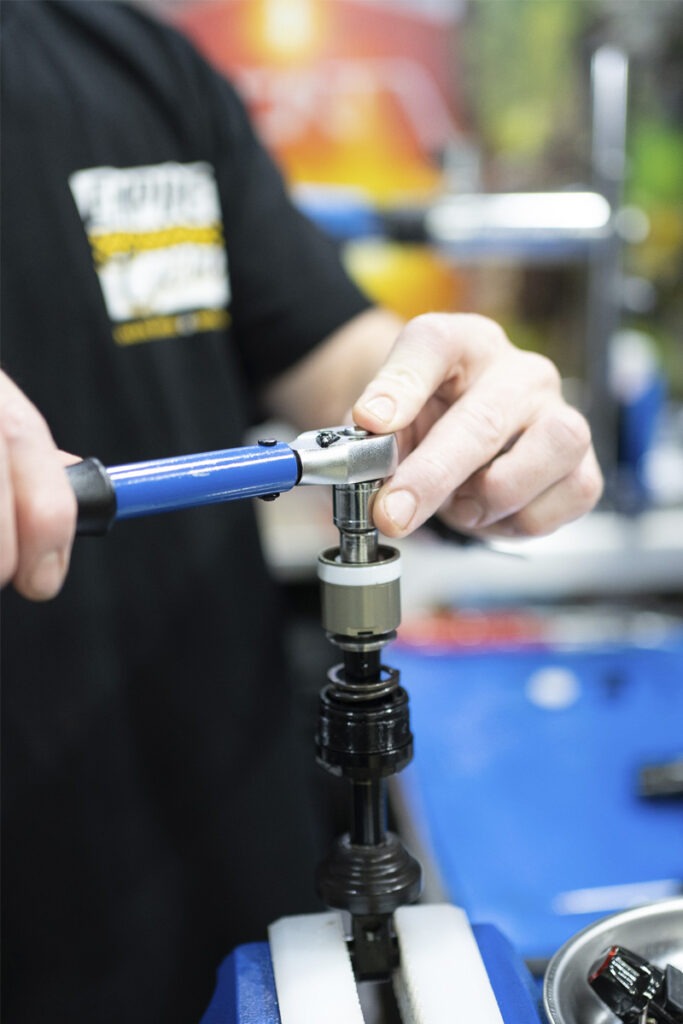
left=393, top=636, right=683, bottom=962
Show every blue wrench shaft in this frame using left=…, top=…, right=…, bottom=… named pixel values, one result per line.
left=67, top=442, right=301, bottom=534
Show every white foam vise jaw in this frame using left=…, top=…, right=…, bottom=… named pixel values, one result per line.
left=269, top=905, right=505, bottom=1024
left=393, top=904, right=505, bottom=1024
left=268, top=912, right=365, bottom=1024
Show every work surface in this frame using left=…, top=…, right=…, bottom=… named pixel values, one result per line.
left=393, top=631, right=683, bottom=964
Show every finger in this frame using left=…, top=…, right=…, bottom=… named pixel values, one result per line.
left=58, top=449, right=82, bottom=468
left=0, top=433, right=18, bottom=585
left=441, top=405, right=595, bottom=531
left=471, top=448, right=604, bottom=539
left=0, top=377, right=77, bottom=599
left=371, top=353, right=558, bottom=536
left=352, top=313, right=507, bottom=434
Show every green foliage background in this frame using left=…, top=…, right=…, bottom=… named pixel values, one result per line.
left=459, top=0, right=682, bottom=396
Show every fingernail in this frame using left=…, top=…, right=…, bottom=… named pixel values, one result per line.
left=27, top=550, right=66, bottom=599
left=360, top=394, right=396, bottom=425
left=451, top=497, right=484, bottom=528
left=497, top=524, right=520, bottom=537
left=383, top=489, right=417, bottom=531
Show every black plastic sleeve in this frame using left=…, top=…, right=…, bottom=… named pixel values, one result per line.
left=66, top=458, right=117, bottom=535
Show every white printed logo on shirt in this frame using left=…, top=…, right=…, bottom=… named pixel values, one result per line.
left=69, top=162, right=231, bottom=345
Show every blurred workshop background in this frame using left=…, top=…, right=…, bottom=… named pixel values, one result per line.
left=148, top=0, right=683, bottom=974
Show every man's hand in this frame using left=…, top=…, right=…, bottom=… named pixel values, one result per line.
left=0, top=370, right=77, bottom=599
left=352, top=313, right=603, bottom=540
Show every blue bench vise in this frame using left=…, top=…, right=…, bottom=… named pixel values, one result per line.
left=201, top=907, right=543, bottom=1023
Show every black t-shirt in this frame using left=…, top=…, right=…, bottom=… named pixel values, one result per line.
left=0, top=3, right=370, bottom=1022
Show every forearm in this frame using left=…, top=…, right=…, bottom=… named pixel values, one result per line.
left=261, top=307, right=404, bottom=430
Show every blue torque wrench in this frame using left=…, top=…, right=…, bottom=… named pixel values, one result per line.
left=66, top=428, right=399, bottom=535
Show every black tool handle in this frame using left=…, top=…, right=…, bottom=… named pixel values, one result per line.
left=66, top=458, right=117, bottom=535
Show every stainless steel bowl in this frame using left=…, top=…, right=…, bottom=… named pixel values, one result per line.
left=543, top=897, right=683, bottom=1024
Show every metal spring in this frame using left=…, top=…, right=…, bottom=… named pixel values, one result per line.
left=326, top=663, right=399, bottom=702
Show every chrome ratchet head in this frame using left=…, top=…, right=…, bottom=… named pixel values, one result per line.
left=291, top=427, right=398, bottom=486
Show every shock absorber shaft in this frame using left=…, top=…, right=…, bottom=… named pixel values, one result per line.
left=334, top=481, right=389, bottom=849
left=315, top=463, right=422, bottom=980
left=351, top=779, right=386, bottom=847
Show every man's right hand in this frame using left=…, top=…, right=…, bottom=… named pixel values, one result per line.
left=0, top=370, right=78, bottom=599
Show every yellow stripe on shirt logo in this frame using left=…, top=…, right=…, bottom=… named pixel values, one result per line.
left=90, top=223, right=225, bottom=264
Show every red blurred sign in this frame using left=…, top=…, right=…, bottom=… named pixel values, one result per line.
left=167, top=0, right=465, bottom=201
